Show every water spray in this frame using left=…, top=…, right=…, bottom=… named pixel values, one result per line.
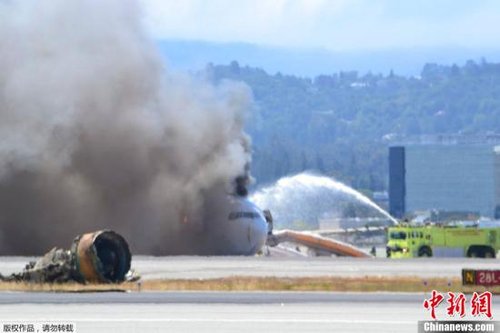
left=251, top=172, right=399, bottom=228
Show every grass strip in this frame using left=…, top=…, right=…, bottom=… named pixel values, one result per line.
left=0, top=276, right=499, bottom=293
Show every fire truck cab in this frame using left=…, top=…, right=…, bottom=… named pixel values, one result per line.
left=387, top=223, right=499, bottom=258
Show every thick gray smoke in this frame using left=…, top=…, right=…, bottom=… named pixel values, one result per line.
left=0, top=0, right=252, bottom=254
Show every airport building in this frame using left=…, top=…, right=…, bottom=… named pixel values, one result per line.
left=389, top=142, right=500, bottom=218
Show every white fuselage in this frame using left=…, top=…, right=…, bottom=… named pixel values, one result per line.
left=210, top=196, right=268, bottom=255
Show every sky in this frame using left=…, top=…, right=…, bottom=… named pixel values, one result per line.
left=140, top=0, right=500, bottom=51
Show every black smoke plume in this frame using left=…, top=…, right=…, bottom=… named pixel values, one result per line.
left=0, top=0, right=252, bottom=254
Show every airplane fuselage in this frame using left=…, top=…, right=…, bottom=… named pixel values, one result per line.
left=210, top=196, right=268, bottom=255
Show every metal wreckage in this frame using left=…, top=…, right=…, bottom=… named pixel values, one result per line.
left=0, top=230, right=136, bottom=284
left=0, top=203, right=370, bottom=285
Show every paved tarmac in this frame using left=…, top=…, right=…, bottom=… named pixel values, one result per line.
left=132, top=256, right=500, bottom=280
left=0, top=292, right=497, bottom=333
left=0, top=256, right=498, bottom=332
left=0, top=291, right=486, bottom=333
left=0, top=290, right=426, bottom=304
left=0, top=255, right=498, bottom=280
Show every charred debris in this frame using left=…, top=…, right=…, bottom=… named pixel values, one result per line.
left=0, top=230, right=136, bottom=284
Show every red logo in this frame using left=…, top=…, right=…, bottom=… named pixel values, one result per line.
left=446, top=292, right=466, bottom=318
left=424, top=290, right=444, bottom=319
left=423, top=290, right=493, bottom=320
left=471, top=291, right=492, bottom=319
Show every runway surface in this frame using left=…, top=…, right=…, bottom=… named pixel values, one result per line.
left=0, top=255, right=498, bottom=280
left=1, top=255, right=499, bottom=333
left=1, top=291, right=497, bottom=333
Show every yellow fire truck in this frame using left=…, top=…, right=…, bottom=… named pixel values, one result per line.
left=386, top=223, right=499, bottom=258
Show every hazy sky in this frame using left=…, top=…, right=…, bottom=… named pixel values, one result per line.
left=140, top=0, right=500, bottom=51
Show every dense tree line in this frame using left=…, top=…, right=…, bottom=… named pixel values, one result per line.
left=205, top=59, right=500, bottom=193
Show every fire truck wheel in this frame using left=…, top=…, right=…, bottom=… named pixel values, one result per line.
left=484, top=249, right=495, bottom=258
left=418, top=246, right=432, bottom=257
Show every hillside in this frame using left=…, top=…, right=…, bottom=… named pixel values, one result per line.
left=206, top=60, right=500, bottom=192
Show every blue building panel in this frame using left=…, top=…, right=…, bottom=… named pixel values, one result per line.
left=389, top=143, right=499, bottom=218
left=389, top=146, right=405, bottom=218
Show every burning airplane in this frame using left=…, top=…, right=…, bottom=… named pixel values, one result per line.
left=0, top=1, right=369, bottom=260
left=0, top=0, right=267, bottom=256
